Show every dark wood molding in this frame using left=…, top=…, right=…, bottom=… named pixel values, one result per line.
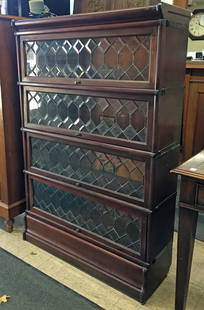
left=14, top=3, right=190, bottom=32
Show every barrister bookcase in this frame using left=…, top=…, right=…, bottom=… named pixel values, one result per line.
left=14, top=3, right=190, bottom=303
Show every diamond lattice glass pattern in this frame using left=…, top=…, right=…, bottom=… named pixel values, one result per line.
left=28, top=91, right=148, bottom=143
left=31, top=137, right=145, bottom=200
left=25, top=35, right=150, bottom=81
left=32, top=180, right=142, bottom=253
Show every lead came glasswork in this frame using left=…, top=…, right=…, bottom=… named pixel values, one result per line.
left=32, top=180, right=142, bottom=254
left=28, top=91, right=148, bottom=143
left=31, top=137, right=145, bottom=200
left=25, top=35, right=150, bottom=81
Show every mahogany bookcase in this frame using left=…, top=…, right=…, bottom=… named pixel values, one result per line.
left=14, top=3, right=190, bottom=302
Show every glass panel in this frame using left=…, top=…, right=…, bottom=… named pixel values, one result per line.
left=31, top=137, right=145, bottom=200
left=28, top=91, right=148, bottom=143
left=32, top=180, right=142, bottom=253
left=25, top=35, right=150, bottom=81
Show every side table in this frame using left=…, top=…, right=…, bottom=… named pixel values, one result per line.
left=172, top=150, right=204, bottom=310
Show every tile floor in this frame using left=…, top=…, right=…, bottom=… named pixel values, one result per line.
left=0, top=215, right=204, bottom=310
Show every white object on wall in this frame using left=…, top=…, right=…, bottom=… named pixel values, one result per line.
left=162, top=0, right=173, bottom=4
left=70, top=0, right=74, bottom=15
left=1, top=0, right=7, bottom=14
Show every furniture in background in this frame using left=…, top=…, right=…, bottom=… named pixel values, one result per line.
left=0, top=15, right=25, bottom=232
left=73, top=0, right=192, bottom=14
left=73, top=0, right=159, bottom=13
left=15, top=3, right=190, bottom=303
left=181, top=62, right=204, bottom=162
left=172, top=150, right=204, bottom=310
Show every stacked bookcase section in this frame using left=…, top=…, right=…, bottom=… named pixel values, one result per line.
left=15, top=3, right=190, bottom=302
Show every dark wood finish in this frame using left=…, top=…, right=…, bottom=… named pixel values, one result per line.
left=15, top=3, right=189, bottom=303
left=24, top=171, right=176, bottom=263
left=181, top=62, right=204, bottom=161
left=176, top=207, right=198, bottom=310
left=17, top=23, right=161, bottom=90
left=24, top=128, right=179, bottom=209
left=172, top=149, right=204, bottom=310
left=25, top=212, right=172, bottom=303
left=14, top=3, right=190, bottom=31
left=14, top=4, right=190, bottom=91
left=22, top=86, right=184, bottom=153
left=0, top=15, right=25, bottom=232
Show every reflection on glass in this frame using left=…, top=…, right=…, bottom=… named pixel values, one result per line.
left=33, top=180, right=142, bottom=253
left=25, top=35, right=150, bottom=81
left=28, top=91, right=148, bottom=143
left=31, top=137, right=145, bottom=200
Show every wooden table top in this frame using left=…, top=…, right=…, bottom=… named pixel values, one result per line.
left=171, top=150, right=204, bottom=180
left=186, top=61, right=204, bottom=70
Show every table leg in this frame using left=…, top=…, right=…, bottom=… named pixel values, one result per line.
left=175, top=206, right=198, bottom=310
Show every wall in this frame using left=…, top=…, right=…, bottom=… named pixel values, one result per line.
left=188, top=39, right=204, bottom=52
